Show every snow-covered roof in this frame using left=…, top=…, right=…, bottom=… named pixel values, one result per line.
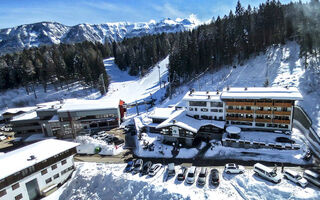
left=221, top=87, right=303, bottom=100
left=0, top=139, right=79, bottom=180
left=11, top=111, right=39, bottom=122
left=156, top=110, right=225, bottom=133
left=148, top=107, right=175, bottom=119
left=24, top=133, right=55, bottom=142
left=58, top=99, right=119, bottom=113
left=2, top=106, right=37, bottom=115
left=183, top=91, right=222, bottom=101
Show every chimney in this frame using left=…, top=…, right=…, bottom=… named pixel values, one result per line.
left=208, top=95, right=211, bottom=99
left=216, top=90, right=219, bottom=94
left=227, top=86, right=230, bottom=91
left=244, top=87, right=248, bottom=91
left=206, top=91, right=209, bottom=94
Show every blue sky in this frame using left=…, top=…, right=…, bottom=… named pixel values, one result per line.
left=0, top=0, right=308, bottom=29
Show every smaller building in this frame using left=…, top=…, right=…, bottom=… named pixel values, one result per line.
left=1, top=107, right=37, bottom=123
left=156, top=110, right=225, bottom=146
left=0, top=139, right=79, bottom=200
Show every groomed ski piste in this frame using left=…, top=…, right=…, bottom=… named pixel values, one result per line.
left=25, top=41, right=320, bottom=199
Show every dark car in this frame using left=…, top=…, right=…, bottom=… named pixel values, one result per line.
left=133, top=159, right=143, bottom=174
left=275, top=137, right=295, bottom=144
left=177, top=167, right=187, bottom=181
left=141, top=161, right=152, bottom=175
left=210, top=169, right=220, bottom=186
left=124, top=161, right=134, bottom=172
left=303, top=150, right=312, bottom=161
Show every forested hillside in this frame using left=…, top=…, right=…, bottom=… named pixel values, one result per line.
left=114, top=0, right=320, bottom=88
left=0, top=41, right=111, bottom=95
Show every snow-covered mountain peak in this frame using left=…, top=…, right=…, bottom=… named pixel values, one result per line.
left=0, top=17, right=199, bottom=55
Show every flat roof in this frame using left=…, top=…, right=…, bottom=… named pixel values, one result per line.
left=0, top=139, right=79, bottom=180
left=156, top=110, right=225, bottom=133
left=58, top=99, right=120, bottom=113
left=221, top=87, right=303, bottom=100
left=1, top=106, right=37, bottom=115
left=183, top=91, right=222, bottom=102
left=11, top=111, right=39, bottom=122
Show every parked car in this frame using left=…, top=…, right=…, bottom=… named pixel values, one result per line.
left=197, top=167, right=208, bottom=186
left=177, top=167, right=187, bottom=181
left=253, top=163, right=282, bottom=183
left=283, top=169, right=308, bottom=188
left=168, top=163, right=176, bottom=177
left=149, top=163, right=162, bottom=176
left=303, top=170, right=320, bottom=188
left=210, top=169, right=220, bottom=186
left=141, top=161, right=152, bottom=175
left=275, top=137, right=295, bottom=144
left=132, top=159, right=143, bottom=174
left=186, top=166, right=197, bottom=184
left=224, top=163, right=245, bottom=174
left=0, top=135, right=6, bottom=141
left=124, top=161, right=134, bottom=172
left=303, top=150, right=312, bottom=161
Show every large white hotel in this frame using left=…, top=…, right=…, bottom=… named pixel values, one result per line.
left=149, top=87, right=303, bottom=145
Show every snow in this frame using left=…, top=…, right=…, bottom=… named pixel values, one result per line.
left=148, top=107, right=175, bottom=119
left=1, top=106, right=37, bottom=115
left=102, top=57, right=169, bottom=108
left=10, top=110, right=38, bottom=121
left=156, top=110, right=225, bottom=132
left=226, top=126, right=241, bottom=134
left=0, top=139, right=79, bottom=180
left=24, top=133, right=55, bottom=142
left=58, top=98, right=119, bottom=112
left=75, top=136, right=123, bottom=156
left=221, top=87, right=303, bottom=100
left=44, top=162, right=320, bottom=200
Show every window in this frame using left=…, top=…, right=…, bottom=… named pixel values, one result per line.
left=0, top=189, right=6, bottom=197
left=41, top=169, right=48, bottom=175
left=219, top=109, right=223, bottom=112
left=200, top=108, right=208, bottom=112
left=211, top=109, right=218, bottom=112
left=189, top=107, right=193, bottom=111
left=54, top=174, right=60, bottom=179
left=15, top=194, right=23, bottom=200
left=189, top=101, right=207, bottom=107
left=61, top=160, right=67, bottom=165
left=51, top=164, right=57, bottom=170
left=256, top=123, right=265, bottom=127
left=210, top=102, right=223, bottom=107
left=12, top=183, right=19, bottom=190
left=45, top=178, right=52, bottom=184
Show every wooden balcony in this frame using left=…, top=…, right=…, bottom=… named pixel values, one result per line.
left=255, top=118, right=272, bottom=123
left=273, top=119, right=290, bottom=124
left=255, top=102, right=273, bottom=107
left=226, top=117, right=253, bottom=122
left=225, top=101, right=255, bottom=106
left=255, top=110, right=272, bottom=115
left=274, top=102, right=292, bottom=107
left=273, top=111, right=291, bottom=116
left=226, top=109, right=253, bottom=114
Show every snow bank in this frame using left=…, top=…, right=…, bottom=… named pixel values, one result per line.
left=75, top=136, right=123, bottom=156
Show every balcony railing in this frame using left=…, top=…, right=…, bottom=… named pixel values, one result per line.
left=225, top=101, right=255, bottom=106
left=274, top=102, right=292, bottom=107
left=273, top=111, right=291, bottom=116
left=255, top=102, right=273, bottom=107
left=255, top=110, right=272, bottom=115
left=273, top=119, right=290, bottom=124
left=226, top=117, right=253, bottom=122
left=226, top=109, right=253, bottom=114
left=255, top=118, right=272, bottom=123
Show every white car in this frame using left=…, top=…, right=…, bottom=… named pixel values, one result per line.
left=253, top=163, right=282, bottom=183
left=224, top=163, right=245, bottom=174
left=149, top=163, right=162, bottom=176
left=284, top=169, right=308, bottom=188
left=0, top=135, right=6, bottom=141
left=186, top=166, right=197, bottom=184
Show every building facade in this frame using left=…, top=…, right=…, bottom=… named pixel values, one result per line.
left=0, top=139, right=79, bottom=200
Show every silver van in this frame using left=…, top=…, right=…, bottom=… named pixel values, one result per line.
left=253, top=163, right=281, bottom=183
left=303, top=170, right=320, bottom=187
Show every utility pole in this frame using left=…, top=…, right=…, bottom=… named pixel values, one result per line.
left=99, top=74, right=106, bottom=95
left=158, top=65, right=161, bottom=89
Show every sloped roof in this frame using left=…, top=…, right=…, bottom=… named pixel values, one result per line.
left=156, top=110, right=225, bottom=133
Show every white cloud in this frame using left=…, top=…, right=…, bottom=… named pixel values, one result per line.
left=152, top=2, right=186, bottom=18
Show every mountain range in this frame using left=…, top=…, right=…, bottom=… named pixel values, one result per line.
left=0, top=15, right=199, bottom=55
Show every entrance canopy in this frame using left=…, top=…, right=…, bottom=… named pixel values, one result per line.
left=226, top=126, right=241, bottom=134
